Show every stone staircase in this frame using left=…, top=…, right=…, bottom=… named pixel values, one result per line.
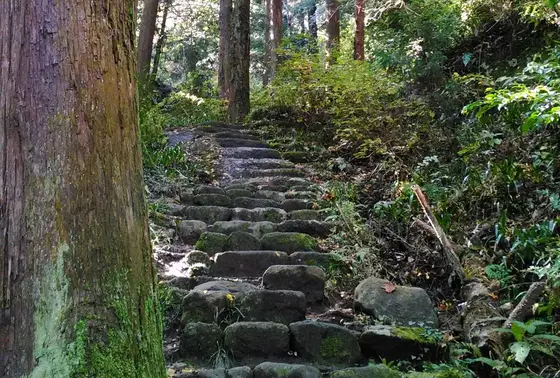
left=157, top=123, right=445, bottom=378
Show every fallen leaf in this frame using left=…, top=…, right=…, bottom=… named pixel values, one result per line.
left=382, top=282, right=397, bottom=293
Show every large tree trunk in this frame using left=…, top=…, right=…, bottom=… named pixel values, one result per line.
left=266, top=0, right=283, bottom=82
left=229, top=0, right=251, bottom=122
left=152, top=0, right=173, bottom=78
left=308, top=0, right=318, bottom=51
left=138, top=0, right=160, bottom=85
left=326, top=0, right=340, bottom=61
left=219, top=0, right=233, bottom=99
left=263, top=0, right=271, bottom=87
left=354, top=0, right=366, bottom=60
left=0, top=1, right=166, bottom=377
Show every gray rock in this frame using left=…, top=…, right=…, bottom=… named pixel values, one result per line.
left=212, top=220, right=252, bottom=235
left=218, top=138, right=268, bottom=148
left=180, top=190, right=195, bottom=205
left=178, top=220, right=208, bottom=244
left=224, top=322, right=289, bottom=358
left=228, top=367, right=253, bottom=378
left=194, top=185, right=227, bottom=196
left=183, top=206, right=232, bottom=224
left=195, top=232, right=229, bottom=255
left=285, top=191, right=316, bottom=200
left=163, top=202, right=185, bottom=216
left=330, top=366, right=400, bottom=378
left=186, top=251, right=212, bottom=266
left=254, top=190, right=286, bottom=203
left=278, top=220, right=332, bottom=238
left=192, top=280, right=258, bottom=294
left=289, top=252, right=334, bottom=271
left=254, top=363, right=321, bottom=378
left=354, top=277, right=437, bottom=328
left=226, top=188, right=254, bottom=199
left=261, top=232, right=318, bottom=254
left=359, top=325, right=444, bottom=363
left=263, top=265, right=325, bottom=303
left=237, top=290, right=306, bottom=325
left=194, top=194, right=233, bottom=207
left=213, top=251, right=290, bottom=277
left=288, top=210, right=320, bottom=221
left=233, top=197, right=280, bottom=209
left=193, top=369, right=226, bottom=378
left=182, top=290, right=227, bottom=324
left=180, top=322, right=222, bottom=359
left=228, top=231, right=262, bottom=251
left=281, top=199, right=312, bottom=212
left=289, top=320, right=362, bottom=365
left=247, top=221, right=278, bottom=238
left=222, top=147, right=281, bottom=160
left=231, top=207, right=287, bottom=223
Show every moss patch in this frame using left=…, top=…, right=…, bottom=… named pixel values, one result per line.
left=392, top=326, right=437, bottom=344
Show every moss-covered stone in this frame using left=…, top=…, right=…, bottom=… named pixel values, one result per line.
left=330, top=365, right=401, bottom=378
left=195, top=232, right=229, bottom=255
left=193, top=194, right=233, bottom=207
left=180, top=323, right=223, bottom=359
left=254, top=362, right=321, bottom=378
left=288, top=210, right=321, bottom=221
left=227, top=231, right=262, bottom=251
left=261, top=232, right=318, bottom=253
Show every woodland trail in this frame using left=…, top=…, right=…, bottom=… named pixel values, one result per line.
left=152, top=123, right=445, bottom=378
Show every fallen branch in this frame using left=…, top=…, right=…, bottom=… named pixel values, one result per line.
left=412, top=185, right=466, bottom=283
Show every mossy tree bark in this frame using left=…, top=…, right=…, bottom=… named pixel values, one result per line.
left=228, top=0, right=251, bottom=122
left=138, top=0, right=160, bottom=86
left=265, top=0, right=283, bottom=83
left=219, top=0, right=233, bottom=99
left=0, top=1, right=166, bottom=377
left=326, top=0, right=340, bottom=62
left=354, top=0, right=366, bottom=60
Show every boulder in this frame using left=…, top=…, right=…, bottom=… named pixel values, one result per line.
left=354, top=277, right=437, bottom=328
left=179, top=322, right=222, bottom=359
left=359, top=325, right=444, bottom=363
left=288, top=210, right=321, bottom=221
left=237, top=290, right=306, bottom=325
left=213, top=251, right=290, bottom=277
left=289, top=252, right=334, bottom=271
left=186, top=251, right=212, bottom=266
left=261, top=232, right=318, bottom=254
left=178, top=220, right=208, bottom=244
left=224, top=322, right=289, bottom=358
left=254, top=363, right=321, bottom=378
left=281, top=199, right=312, bottom=212
left=263, top=265, right=325, bottom=303
left=289, top=320, right=362, bottom=365
left=182, top=290, right=227, bottom=324
left=194, top=194, right=233, bottom=207
left=330, top=366, right=400, bottom=378
left=183, top=206, right=232, bottom=224
left=227, top=231, right=262, bottom=251
left=195, top=232, right=229, bottom=255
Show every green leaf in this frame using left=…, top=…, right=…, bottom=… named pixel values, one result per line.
left=530, top=334, right=560, bottom=343
left=511, top=321, right=527, bottom=342
left=510, top=342, right=531, bottom=364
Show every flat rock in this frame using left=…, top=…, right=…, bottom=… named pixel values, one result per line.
left=281, top=199, right=313, bottom=212
left=254, top=190, right=286, bottom=203
left=289, top=320, right=362, bottom=365
left=261, top=232, right=318, bottom=254
left=231, top=207, right=287, bottom=223
left=237, top=290, right=306, bottom=325
left=195, top=232, right=229, bottom=255
left=194, top=194, right=233, bottom=207
left=224, top=322, right=289, bottom=358
left=288, top=210, right=321, bottom=221
left=192, top=280, right=258, bottom=294
left=254, top=362, right=321, bottom=378
left=263, top=265, right=325, bottom=303
left=330, top=365, right=400, bottom=378
left=354, top=277, right=437, bottom=328
left=213, top=251, right=290, bottom=277
left=278, top=220, right=332, bottom=238
left=194, top=185, right=227, bottom=196
left=289, top=252, right=334, bottom=271
left=233, top=197, right=280, bottom=209
left=226, top=188, right=254, bottom=199
left=180, top=322, right=222, bottom=359
left=178, top=220, right=208, bottom=244
left=182, top=206, right=232, bottom=224
left=359, top=325, right=444, bottom=363
left=227, top=231, right=262, bottom=251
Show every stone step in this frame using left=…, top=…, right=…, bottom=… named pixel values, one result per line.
left=285, top=191, right=316, bottom=200
left=230, top=168, right=306, bottom=179
left=260, top=232, right=318, bottom=253
left=181, top=206, right=232, bottom=224
left=288, top=209, right=322, bottom=221
left=210, top=220, right=332, bottom=238
left=222, top=158, right=294, bottom=170
left=213, top=131, right=261, bottom=140
left=263, top=265, right=326, bottom=303
left=213, top=251, right=290, bottom=277
left=231, top=207, right=287, bottom=223
left=278, top=220, right=332, bottom=238
left=211, top=220, right=278, bottom=238
left=224, top=322, right=289, bottom=359
left=217, top=138, right=269, bottom=148
left=222, top=147, right=282, bottom=160
left=232, top=197, right=281, bottom=209
left=195, top=122, right=250, bottom=133
left=227, top=177, right=313, bottom=189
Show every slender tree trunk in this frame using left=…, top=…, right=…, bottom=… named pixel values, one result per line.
left=138, top=0, right=160, bottom=85
left=229, top=0, right=251, bottom=122
left=297, top=12, right=306, bottom=34
left=152, top=0, right=172, bottom=78
left=308, top=0, right=318, bottom=50
left=219, top=0, right=233, bottom=99
left=267, top=0, right=283, bottom=81
left=263, top=0, right=271, bottom=86
left=0, top=1, right=166, bottom=377
left=354, top=0, right=366, bottom=60
left=326, top=0, right=340, bottom=61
